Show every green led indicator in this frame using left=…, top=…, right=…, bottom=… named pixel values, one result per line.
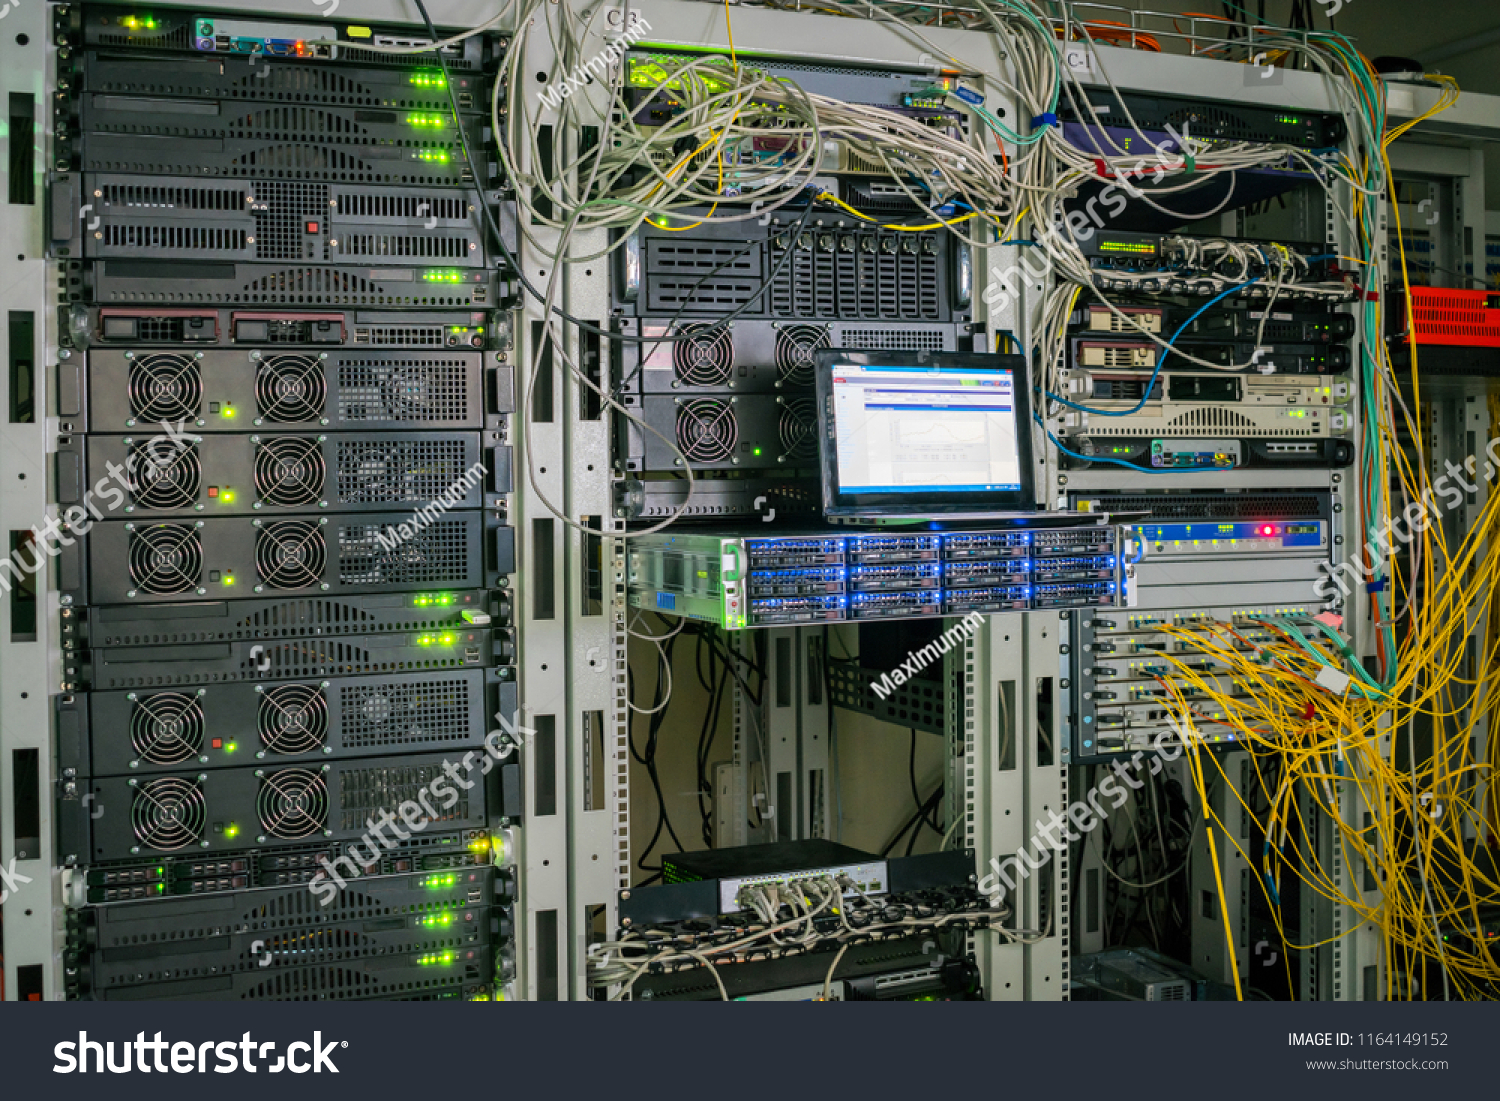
left=406, top=113, right=447, bottom=127
left=423, top=270, right=465, bottom=283
left=416, top=149, right=451, bottom=163
left=224, top=741, right=238, bottom=753
left=411, top=72, right=447, bottom=88
left=225, top=823, right=239, bottom=838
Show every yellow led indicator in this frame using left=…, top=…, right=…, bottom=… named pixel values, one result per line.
left=221, top=490, right=235, bottom=503
left=222, top=406, right=236, bottom=419
left=347, top=25, right=373, bottom=37
left=225, top=742, right=238, bottom=754
left=223, top=574, right=236, bottom=585
left=225, top=823, right=239, bottom=838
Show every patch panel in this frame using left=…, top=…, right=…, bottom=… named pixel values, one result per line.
left=1069, top=604, right=1321, bottom=761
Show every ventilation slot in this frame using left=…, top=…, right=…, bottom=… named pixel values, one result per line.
left=338, top=678, right=474, bottom=747
left=101, top=183, right=247, bottom=210
left=337, top=519, right=468, bottom=585
left=336, top=359, right=468, bottom=422
left=334, top=193, right=468, bottom=220
left=336, top=762, right=465, bottom=831
left=334, top=234, right=471, bottom=259
left=839, top=328, right=946, bottom=350
left=335, top=439, right=466, bottom=504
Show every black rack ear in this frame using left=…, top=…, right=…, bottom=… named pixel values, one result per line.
left=486, top=445, right=514, bottom=494
left=55, top=692, right=90, bottom=777
left=487, top=364, right=515, bottom=415
left=490, top=519, right=516, bottom=579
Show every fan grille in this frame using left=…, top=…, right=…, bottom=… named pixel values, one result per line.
left=129, top=353, right=202, bottom=421
left=671, top=324, right=734, bottom=386
left=255, top=354, right=327, bottom=422
left=257, top=768, right=329, bottom=840
left=778, top=397, right=819, bottom=461
left=257, top=684, right=329, bottom=755
left=129, top=692, right=204, bottom=764
left=255, top=437, right=327, bottom=506
left=774, top=324, right=829, bottom=386
left=129, top=441, right=201, bottom=509
left=131, top=776, right=206, bottom=851
left=256, top=521, right=328, bottom=590
left=676, top=399, right=737, bottom=462
left=129, top=524, right=203, bottom=595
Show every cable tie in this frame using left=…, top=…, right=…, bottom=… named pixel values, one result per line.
left=1031, top=112, right=1058, bottom=129
left=1366, top=578, right=1387, bottom=593
left=1093, top=157, right=1112, bottom=179
left=1182, top=152, right=1196, bottom=175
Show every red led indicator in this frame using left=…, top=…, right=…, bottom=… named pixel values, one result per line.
left=306, top=221, right=320, bottom=234
left=1261, top=526, right=1275, bottom=536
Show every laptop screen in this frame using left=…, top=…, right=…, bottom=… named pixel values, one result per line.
left=816, top=351, right=1036, bottom=517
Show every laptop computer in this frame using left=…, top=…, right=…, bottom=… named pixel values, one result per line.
left=814, top=349, right=1098, bottom=526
